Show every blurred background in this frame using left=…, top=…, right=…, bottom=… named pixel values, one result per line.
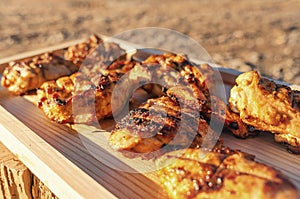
left=0, top=0, right=299, bottom=84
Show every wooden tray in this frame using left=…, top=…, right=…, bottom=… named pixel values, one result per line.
left=0, top=37, right=299, bottom=199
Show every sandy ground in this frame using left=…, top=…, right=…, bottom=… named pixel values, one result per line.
left=0, top=0, right=299, bottom=84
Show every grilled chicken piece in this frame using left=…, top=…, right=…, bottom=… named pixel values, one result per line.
left=274, top=133, right=300, bottom=153
left=167, top=86, right=254, bottom=138
left=209, top=96, right=259, bottom=138
left=110, top=54, right=253, bottom=157
left=1, top=52, right=78, bottom=95
left=109, top=94, right=221, bottom=158
left=142, top=53, right=216, bottom=97
left=37, top=59, right=136, bottom=123
left=109, top=53, right=220, bottom=157
left=144, top=53, right=252, bottom=136
left=157, top=148, right=298, bottom=199
left=1, top=34, right=102, bottom=95
left=64, top=34, right=103, bottom=67
left=37, top=73, right=77, bottom=123
left=229, top=71, right=300, bottom=152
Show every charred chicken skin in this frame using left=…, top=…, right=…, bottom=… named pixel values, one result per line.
left=143, top=53, right=251, bottom=137
left=109, top=94, right=221, bottom=158
left=229, top=71, right=300, bottom=153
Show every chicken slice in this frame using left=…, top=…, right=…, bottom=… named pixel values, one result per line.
left=1, top=52, right=78, bottom=95
left=167, top=86, right=255, bottom=138
left=109, top=55, right=253, bottom=157
left=64, top=34, right=103, bottom=66
left=157, top=148, right=298, bottom=199
left=274, top=133, right=300, bottom=153
left=109, top=95, right=221, bottom=159
left=37, top=59, right=136, bottom=123
left=1, top=34, right=102, bottom=95
left=229, top=71, right=300, bottom=152
left=144, top=53, right=252, bottom=137
left=142, top=53, right=216, bottom=97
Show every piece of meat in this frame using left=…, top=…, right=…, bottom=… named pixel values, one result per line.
left=167, top=86, right=254, bottom=138
left=1, top=52, right=78, bottom=95
left=109, top=54, right=254, bottom=157
left=229, top=71, right=300, bottom=152
left=1, top=34, right=102, bottom=95
left=142, top=53, right=216, bottom=97
left=143, top=53, right=251, bottom=137
left=37, top=73, right=77, bottom=123
left=109, top=94, right=222, bottom=159
left=157, top=148, right=298, bottom=199
left=115, top=53, right=218, bottom=114
left=64, top=34, right=103, bottom=67
left=210, top=96, right=259, bottom=138
left=144, top=53, right=252, bottom=137
left=274, top=133, right=300, bottom=153
left=37, top=59, right=136, bottom=123
left=109, top=53, right=221, bottom=157
left=37, top=39, right=130, bottom=123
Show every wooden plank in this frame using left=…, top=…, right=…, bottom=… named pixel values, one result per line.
left=0, top=142, right=58, bottom=199
left=0, top=141, right=32, bottom=199
left=0, top=103, right=118, bottom=199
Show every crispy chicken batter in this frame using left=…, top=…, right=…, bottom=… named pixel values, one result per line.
left=157, top=148, right=298, bottom=199
left=229, top=71, right=300, bottom=152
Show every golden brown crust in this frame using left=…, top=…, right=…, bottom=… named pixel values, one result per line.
left=37, top=73, right=76, bottom=123
left=109, top=95, right=216, bottom=158
left=157, top=148, right=298, bottom=199
left=37, top=59, right=136, bottom=123
left=64, top=34, right=103, bottom=66
left=274, top=133, right=300, bottom=153
left=1, top=52, right=78, bottom=95
left=229, top=71, right=300, bottom=150
left=1, top=34, right=102, bottom=95
left=109, top=54, right=255, bottom=157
